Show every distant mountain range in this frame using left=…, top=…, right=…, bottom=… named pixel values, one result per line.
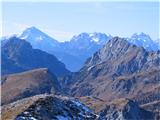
left=128, top=32, right=160, bottom=51
left=19, top=27, right=112, bottom=71
left=17, top=27, right=159, bottom=71
left=1, top=36, right=69, bottom=76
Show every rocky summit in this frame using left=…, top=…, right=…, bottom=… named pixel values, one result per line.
left=2, top=94, right=154, bottom=120
left=60, top=37, right=160, bottom=116
left=2, top=95, right=97, bottom=120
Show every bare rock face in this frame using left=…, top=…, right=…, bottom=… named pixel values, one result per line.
left=82, top=37, right=159, bottom=75
left=1, top=68, right=61, bottom=105
left=66, top=37, right=160, bottom=106
left=98, top=98, right=154, bottom=120
left=141, top=100, right=160, bottom=120
left=16, top=96, right=97, bottom=120
left=2, top=95, right=155, bottom=120
left=2, top=95, right=97, bottom=120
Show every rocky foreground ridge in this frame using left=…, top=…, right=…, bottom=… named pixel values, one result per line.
left=2, top=94, right=156, bottom=120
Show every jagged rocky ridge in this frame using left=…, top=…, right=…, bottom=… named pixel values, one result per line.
left=2, top=95, right=97, bottom=120
left=2, top=94, right=154, bottom=120
left=63, top=37, right=160, bottom=106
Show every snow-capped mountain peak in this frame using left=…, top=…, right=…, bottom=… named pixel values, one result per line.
left=128, top=32, right=159, bottom=51
left=131, top=32, right=152, bottom=42
left=71, top=32, right=112, bottom=45
left=89, top=32, right=112, bottom=44
left=20, top=26, right=53, bottom=41
left=19, top=26, right=59, bottom=51
left=71, top=32, right=90, bottom=42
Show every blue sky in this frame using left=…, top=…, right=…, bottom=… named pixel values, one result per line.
left=1, top=1, right=159, bottom=41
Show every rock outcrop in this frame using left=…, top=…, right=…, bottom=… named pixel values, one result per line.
left=65, top=37, right=160, bottom=108
left=2, top=95, right=97, bottom=120
left=98, top=98, right=154, bottom=120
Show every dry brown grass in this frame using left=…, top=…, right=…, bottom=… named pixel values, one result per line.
left=1, top=68, right=58, bottom=105
left=79, top=96, right=107, bottom=113
left=1, top=94, right=47, bottom=120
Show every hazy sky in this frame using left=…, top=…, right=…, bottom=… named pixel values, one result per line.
left=2, top=1, right=159, bottom=41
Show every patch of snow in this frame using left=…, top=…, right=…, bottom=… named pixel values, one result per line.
left=39, top=36, right=43, bottom=40
left=72, top=100, right=91, bottom=112
left=29, top=117, right=38, bottom=120
left=56, top=116, right=71, bottom=120
left=89, top=33, right=94, bottom=37
left=72, top=100, right=82, bottom=106
left=23, top=111, right=29, bottom=115
left=17, top=116, right=26, bottom=120
left=92, top=38, right=99, bottom=42
left=87, top=65, right=94, bottom=71
left=36, top=36, right=43, bottom=41
left=109, top=43, right=112, bottom=47
left=19, top=35, right=28, bottom=39
left=105, top=33, right=111, bottom=37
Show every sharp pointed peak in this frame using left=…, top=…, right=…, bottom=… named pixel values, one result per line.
left=24, top=26, right=42, bottom=32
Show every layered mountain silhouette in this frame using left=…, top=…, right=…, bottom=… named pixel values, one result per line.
left=1, top=68, right=61, bottom=105
left=18, top=27, right=159, bottom=71
left=1, top=36, right=69, bottom=76
left=19, top=27, right=112, bottom=71
left=1, top=28, right=160, bottom=120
